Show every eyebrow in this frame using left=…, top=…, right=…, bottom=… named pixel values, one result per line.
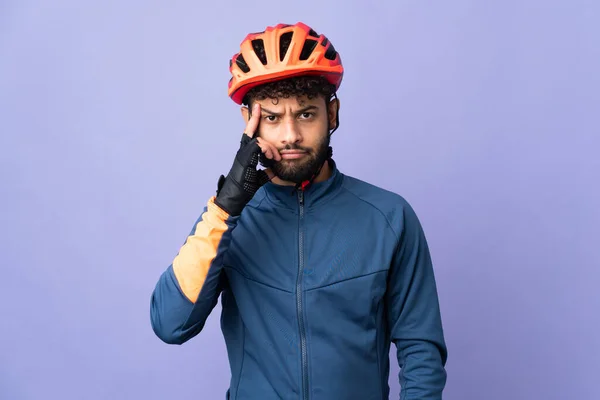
left=260, top=105, right=319, bottom=117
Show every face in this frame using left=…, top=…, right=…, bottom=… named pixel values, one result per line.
left=242, top=95, right=339, bottom=184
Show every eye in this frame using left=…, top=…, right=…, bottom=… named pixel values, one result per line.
left=263, top=115, right=278, bottom=122
left=299, top=112, right=314, bottom=120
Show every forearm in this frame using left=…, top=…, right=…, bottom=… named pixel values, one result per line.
left=171, top=197, right=233, bottom=302
left=150, top=196, right=235, bottom=344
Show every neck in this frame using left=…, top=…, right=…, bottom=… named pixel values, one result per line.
left=271, top=159, right=332, bottom=187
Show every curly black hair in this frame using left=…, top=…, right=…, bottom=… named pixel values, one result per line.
left=242, top=75, right=337, bottom=107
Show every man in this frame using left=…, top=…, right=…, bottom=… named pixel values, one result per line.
left=150, top=22, right=447, bottom=399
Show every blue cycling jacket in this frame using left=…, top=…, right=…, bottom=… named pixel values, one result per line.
left=150, top=161, right=447, bottom=399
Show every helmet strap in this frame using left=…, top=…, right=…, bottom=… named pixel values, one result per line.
left=295, top=92, right=339, bottom=191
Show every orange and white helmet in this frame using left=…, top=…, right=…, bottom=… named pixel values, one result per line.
left=227, top=22, right=344, bottom=104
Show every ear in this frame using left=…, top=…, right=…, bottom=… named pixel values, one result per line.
left=241, top=106, right=250, bottom=121
left=327, top=98, right=340, bottom=129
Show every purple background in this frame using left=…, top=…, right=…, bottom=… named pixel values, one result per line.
left=1, top=1, right=599, bottom=399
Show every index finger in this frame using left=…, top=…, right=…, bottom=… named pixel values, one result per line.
left=244, top=103, right=261, bottom=138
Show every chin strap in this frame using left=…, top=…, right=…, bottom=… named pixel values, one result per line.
left=292, top=93, right=340, bottom=193
left=296, top=93, right=340, bottom=192
left=294, top=146, right=333, bottom=192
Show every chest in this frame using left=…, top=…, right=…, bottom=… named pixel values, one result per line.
left=224, top=204, right=397, bottom=292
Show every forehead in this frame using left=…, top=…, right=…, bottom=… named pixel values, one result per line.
left=254, top=95, right=325, bottom=110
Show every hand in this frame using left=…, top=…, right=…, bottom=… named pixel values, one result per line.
left=214, top=104, right=281, bottom=216
left=247, top=103, right=281, bottom=167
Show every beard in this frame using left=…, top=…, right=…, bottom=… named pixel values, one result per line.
left=270, top=133, right=331, bottom=184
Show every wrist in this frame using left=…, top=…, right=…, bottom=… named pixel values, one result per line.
left=214, top=175, right=250, bottom=216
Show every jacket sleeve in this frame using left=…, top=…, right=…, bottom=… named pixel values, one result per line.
left=386, top=201, right=448, bottom=400
left=150, top=196, right=236, bottom=345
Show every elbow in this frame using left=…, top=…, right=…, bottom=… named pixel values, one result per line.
left=150, top=295, right=193, bottom=345
left=149, top=266, right=207, bottom=345
left=150, top=318, right=186, bottom=345
left=155, top=331, right=187, bottom=345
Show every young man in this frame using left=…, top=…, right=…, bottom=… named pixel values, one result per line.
left=150, top=22, right=448, bottom=399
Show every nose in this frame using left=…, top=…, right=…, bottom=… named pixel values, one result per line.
left=281, top=118, right=301, bottom=145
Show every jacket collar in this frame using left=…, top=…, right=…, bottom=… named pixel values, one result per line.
left=261, top=159, right=344, bottom=210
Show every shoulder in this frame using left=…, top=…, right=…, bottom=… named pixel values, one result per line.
left=339, top=174, right=420, bottom=237
left=341, top=174, right=408, bottom=208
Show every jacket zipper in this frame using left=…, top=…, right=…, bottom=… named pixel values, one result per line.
left=297, top=190, right=309, bottom=400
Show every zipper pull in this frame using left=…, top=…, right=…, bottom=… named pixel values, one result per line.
left=298, top=190, right=304, bottom=206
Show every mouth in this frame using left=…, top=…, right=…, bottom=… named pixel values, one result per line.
left=280, top=150, right=307, bottom=160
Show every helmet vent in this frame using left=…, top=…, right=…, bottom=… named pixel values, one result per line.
left=236, top=54, right=251, bottom=73
left=324, top=43, right=337, bottom=60
left=299, top=39, right=318, bottom=61
left=308, top=29, right=319, bottom=38
left=251, top=39, right=267, bottom=65
left=279, top=32, right=293, bottom=61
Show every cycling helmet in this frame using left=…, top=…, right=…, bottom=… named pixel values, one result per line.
left=227, top=22, right=343, bottom=104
